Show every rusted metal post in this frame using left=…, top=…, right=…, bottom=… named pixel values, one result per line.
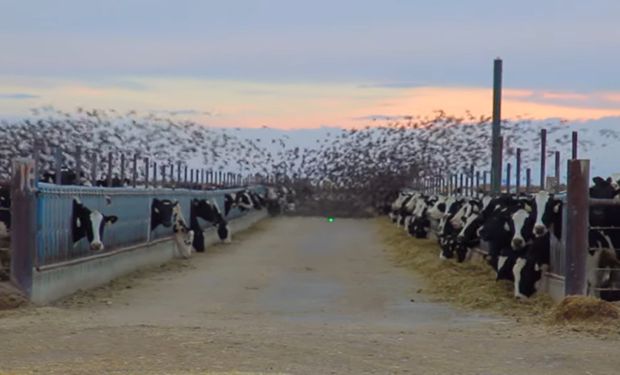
left=476, top=171, right=480, bottom=193
left=564, top=159, right=590, bottom=296
left=190, top=169, right=194, bottom=184
left=540, top=129, right=547, bottom=190
left=184, top=166, right=188, bottom=183
left=572, top=131, right=578, bottom=159
left=10, top=159, right=36, bottom=295
left=170, top=164, right=174, bottom=184
left=132, top=154, right=138, bottom=188
left=54, top=147, right=62, bottom=184
left=161, top=165, right=166, bottom=186
left=526, top=168, right=531, bottom=193
left=177, top=162, right=182, bottom=182
left=555, top=151, right=561, bottom=193
left=491, top=58, right=503, bottom=194
left=91, top=154, right=98, bottom=186
left=153, top=162, right=158, bottom=187
left=106, top=152, right=113, bottom=187
left=515, top=148, right=521, bottom=194
left=144, top=157, right=149, bottom=188
left=506, top=162, right=511, bottom=193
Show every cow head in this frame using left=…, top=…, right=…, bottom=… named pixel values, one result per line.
left=531, top=191, right=562, bottom=238
left=72, top=198, right=118, bottom=251
left=151, top=199, right=178, bottom=231
left=510, top=208, right=534, bottom=251
left=191, top=198, right=230, bottom=243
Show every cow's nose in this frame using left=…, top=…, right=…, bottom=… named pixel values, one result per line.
left=90, top=242, right=103, bottom=251
left=512, top=238, right=524, bottom=248
left=533, top=225, right=546, bottom=236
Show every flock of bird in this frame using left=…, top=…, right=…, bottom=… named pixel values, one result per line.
left=0, top=107, right=616, bottom=212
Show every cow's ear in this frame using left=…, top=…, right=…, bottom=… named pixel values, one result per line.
left=504, top=222, right=511, bottom=232
left=105, top=215, right=118, bottom=224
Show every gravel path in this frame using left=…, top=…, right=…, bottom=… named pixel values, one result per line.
left=1, top=217, right=619, bottom=374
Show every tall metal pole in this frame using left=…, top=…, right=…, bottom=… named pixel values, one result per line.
left=540, top=129, right=547, bottom=190
left=491, top=58, right=503, bottom=194
left=506, top=162, right=511, bottom=193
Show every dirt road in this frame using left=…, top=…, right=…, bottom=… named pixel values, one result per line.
left=1, top=217, right=619, bottom=374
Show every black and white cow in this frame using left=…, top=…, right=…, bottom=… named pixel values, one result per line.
left=190, top=198, right=231, bottom=252
left=171, top=203, right=194, bottom=259
left=41, top=169, right=91, bottom=186
left=437, top=197, right=464, bottom=260
left=224, top=190, right=254, bottom=216
left=0, top=186, right=10, bottom=234
left=72, top=198, right=118, bottom=251
left=151, top=199, right=178, bottom=231
left=587, top=230, right=620, bottom=301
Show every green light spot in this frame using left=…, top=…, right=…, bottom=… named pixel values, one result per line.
left=327, top=217, right=335, bottom=223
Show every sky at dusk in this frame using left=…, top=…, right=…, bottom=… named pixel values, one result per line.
left=1, top=0, right=619, bottom=128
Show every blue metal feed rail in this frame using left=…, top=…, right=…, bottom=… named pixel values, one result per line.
left=35, top=183, right=265, bottom=267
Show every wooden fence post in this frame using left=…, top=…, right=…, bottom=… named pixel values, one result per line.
left=572, top=131, right=578, bottom=160
left=10, top=159, right=36, bottom=295
left=564, top=159, right=589, bottom=296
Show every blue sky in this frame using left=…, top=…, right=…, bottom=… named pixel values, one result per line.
left=1, top=0, right=619, bottom=127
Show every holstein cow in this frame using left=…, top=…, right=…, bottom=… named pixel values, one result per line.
left=0, top=186, right=10, bottom=235
left=72, top=198, right=118, bottom=251
left=190, top=198, right=231, bottom=252
left=151, top=199, right=178, bottom=231
left=224, top=190, right=254, bottom=216
left=587, top=230, right=620, bottom=301
left=171, top=203, right=194, bottom=259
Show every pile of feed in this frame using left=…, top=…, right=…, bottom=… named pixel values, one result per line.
left=0, top=282, right=28, bottom=310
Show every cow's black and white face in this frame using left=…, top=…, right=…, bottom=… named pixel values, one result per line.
left=191, top=198, right=231, bottom=245
left=151, top=199, right=178, bottom=231
left=72, top=199, right=118, bottom=251
left=532, top=191, right=560, bottom=237
left=510, top=208, right=533, bottom=251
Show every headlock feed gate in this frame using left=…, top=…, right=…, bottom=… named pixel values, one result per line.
left=9, top=159, right=266, bottom=300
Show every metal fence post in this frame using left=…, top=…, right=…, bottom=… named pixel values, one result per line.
left=564, top=159, right=589, bottom=296
left=177, top=162, right=182, bottom=182
left=572, top=131, right=578, bottom=159
left=516, top=148, right=521, bottom=194
left=555, top=151, right=561, bottom=192
left=54, top=147, right=62, bottom=184
left=144, top=157, right=150, bottom=188
left=506, top=162, right=511, bottom=193
left=75, top=146, right=82, bottom=182
left=91, top=154, right=98, bottom=186
left=540, top=129, right=547, bottom=190
left=10, top=158, right=37, bottom=295
left=106, top=152, right=113, bottom=187
left=120, top=153, right=126, bottom=183
left=132, top=154, right=138, bottom=188
left=526, top=168, right=531, bottom=193
left=491, top=58, right=503, bottom=194
left=153, top=162, right=158, bottom=187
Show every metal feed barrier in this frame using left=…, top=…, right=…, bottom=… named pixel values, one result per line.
left=8, top=158, right=266, bottom=296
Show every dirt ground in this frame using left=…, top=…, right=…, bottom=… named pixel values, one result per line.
left=1, top=217, right=619, bottom=374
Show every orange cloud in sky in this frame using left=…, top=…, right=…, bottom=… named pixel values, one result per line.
left=1, top=76, right=620, bottom=129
